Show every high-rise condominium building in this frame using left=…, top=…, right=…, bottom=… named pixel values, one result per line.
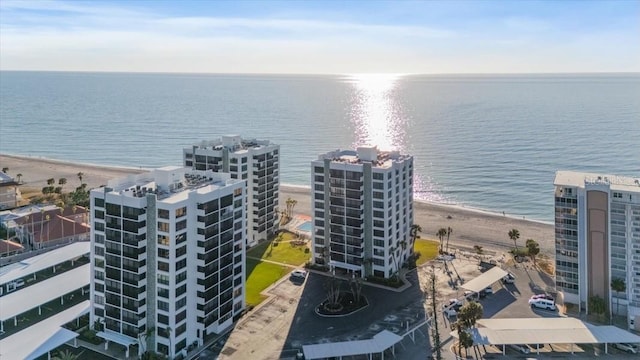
left=90, top=167, right=246, bottom=358
left=311, top=146, right=414, bottom=279
left=554, top=171, right=640, bottom=330
left=184, top=136, right=279, bottom=247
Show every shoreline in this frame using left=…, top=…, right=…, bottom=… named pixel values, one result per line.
left=0, top=153, right=555, bottom=253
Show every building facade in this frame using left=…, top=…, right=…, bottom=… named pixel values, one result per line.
left=554, top=171, right=640, bottom=330
left=90, top=167, right=246, bottom=358
left=0, top=173, right=20, bottom=210
left=311, top=146, right=414, bottom=279
left=184, top=136, right=279, bottom=247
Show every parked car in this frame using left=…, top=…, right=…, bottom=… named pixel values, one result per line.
left=530, top=294, right=554, bottom=301
left=291, top=269, right=307, bottom=279
left=508, top=344, right=531, bottom=354
left=443, top=306, right=457, bottom=317
left=447, top=298, right=463, bottom=309
left=613, top=343, right=638, bottom=354
left=502, top=273, right=516, bottom=284
left=528, top=298, right=556, bottom=311
left=483, top=286, right=494, bottom=295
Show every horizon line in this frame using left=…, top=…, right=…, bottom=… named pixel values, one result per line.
left=1, top=69, right=639, bottom=77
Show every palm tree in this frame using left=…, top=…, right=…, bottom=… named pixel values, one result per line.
left=508, top=228, right=520, bottom=252
left=445, top=226, right=453, bottom=253
left=409, top=224, right=422, bottom=252
left=16, top=173, right=23, bottom=183
left=59, top=177, right=67, bottom=192
left=1, top=167, right=8, bottom=173
left=611, top=278, right=626, bottom=316
left=436, top=228, right=447, bottom=254
left=52, top=349, right=80, bottom=360
left=77, top=172, right=84, bottom=185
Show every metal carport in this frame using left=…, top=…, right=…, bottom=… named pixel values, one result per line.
left=460, top=266, right=508, bottom=293
left=303, top=330, right=402, bottom=359
left=451, top=318, right=640, bottom=355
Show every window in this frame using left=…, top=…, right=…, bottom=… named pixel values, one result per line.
left=176, top=297, right=187, bottom=309
left=176, top=220, right=187, bottom=231
left=158, top=314, right=169, bottom=325
left=158, top=209, right=170, bottom=219
left=158, top=235, right=170, bottom=246
left=158, top=222, right=170, bottom=232
left=158, top=261, right=169, bottom=272
left=158, top=248, right=170, bottom=259
left=158, top=300, right=169, bottom=311
left=175, top=245, right=186, bottom=258
left=176, top=207, right=187, bottom=218
left=94, top=198, right=105, bottom=208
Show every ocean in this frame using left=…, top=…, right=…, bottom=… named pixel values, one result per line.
left=1, top=71, right=638, bottom=222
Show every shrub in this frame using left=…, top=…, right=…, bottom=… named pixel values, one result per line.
left=366, top=276, right=404, bottom=288
left=80, top=329, right=103, bottom=345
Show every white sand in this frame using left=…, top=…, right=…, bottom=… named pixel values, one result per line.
left=1, top=154, right=554, bottom=254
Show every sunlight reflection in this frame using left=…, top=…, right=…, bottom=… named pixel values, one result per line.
left=346, top=73, right=406, bottom=151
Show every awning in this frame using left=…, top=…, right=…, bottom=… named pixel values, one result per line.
left=460, top=266, right=507, bottom=293
left=97, top=330, right=138, bottom=347
left=303, top=330, right=402, bottom=359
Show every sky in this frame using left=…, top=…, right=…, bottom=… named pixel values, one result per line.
left=1, top=0, right=639, bottom=74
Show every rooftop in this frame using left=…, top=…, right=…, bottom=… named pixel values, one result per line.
left=0, top=300, right=90, bottom=360
left=555, top=170, right=640, bottom=192
left=190, top=135, right=276, bottom=154
left=0, top=263, right=90, bottom=321
left=102, top=166, right=243, bottom=202
left=0, top=242, right=89, bottom=285
left=317, top=146, right=411, bottom=169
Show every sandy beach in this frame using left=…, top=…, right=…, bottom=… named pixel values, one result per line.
left=0, top=154, right=554, bottom=254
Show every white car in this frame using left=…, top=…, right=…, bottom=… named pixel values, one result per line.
left=291, top=269, right=307, bottom=279
left=502, top=273, right=516, bottom=284
left=528, top=298, right=556, bottom=311
left=483, top=286, right=494, bottom=295
left=508, top=344, right=531, bottom=354
left=613, top=343, right=638, bottom=354
left=443, top=306, right=457, bottom=317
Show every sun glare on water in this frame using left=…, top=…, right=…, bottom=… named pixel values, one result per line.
left=347, top=73, right=406, bottom=151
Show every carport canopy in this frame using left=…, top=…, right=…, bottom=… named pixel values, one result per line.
left=303, top=330, right=402, bottom=359
left=460, top=266, right=508, bottom=293
left=450, top=318, right=640, bottom=346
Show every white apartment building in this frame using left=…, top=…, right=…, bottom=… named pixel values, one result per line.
left=554, top=171, right=640, bottom=330
left=311, top=146, right=414, bottom=279
left=184, top=136, right=279, bottom=247
left=90, top=167, right=246, bottom=358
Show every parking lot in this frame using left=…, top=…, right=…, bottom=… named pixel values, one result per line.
left=207, top=250, right=638, bottom=359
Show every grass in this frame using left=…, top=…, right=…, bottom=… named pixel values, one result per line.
left=246, top=232, right=310, bottom=266
left=413, top=238, right=439, bottom=266
left=245, top=258, right=290, bottom=307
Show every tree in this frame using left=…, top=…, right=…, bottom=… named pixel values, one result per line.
left=349, top=276, right=364, bottom=304
left=77, top=172, right=84, bottom=185
left=16, top=173, right=23, bottom=183
left=1, top=167, right=7, bottom=173
left=611, top=278, right=626, bottom=316
left=525, top=239, right=540, bottom=264
left=436, top=228, right=447, bottom=254
left=47, top=178, right=56, bottom=186
left=508, top=228, right=520, bottom=252
left=445, top=226, right=453, bottom=253
left=458, top=328, right=474, bottom=358
left=409, top=224, right=422, bottom=252
left=59, top=177, right=67, bottom=192
left=589, top=295, right=606, bottom=317
left=324, top=276, right=342, bottom=309
left=457, top=301, right=483, bottom=329
left=52, top=349, right=80, bottom=360
left=138, top=326, right=155, bottom=354
left=429, top=270, right=442, bottom=360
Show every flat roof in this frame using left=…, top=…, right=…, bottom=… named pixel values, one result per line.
left=0, top=300, right=89, bottom=360
left=0, top=264, right=90, bottom=321
left=555, top=171, right=640, bottom=192
left=303, top=330, right=402, bottom=359
left=97, top=330, right=137, bottom=347
left=0, top=242, right=89, bottom=285
left=453, top=318, right=640, bottom=346
left=460, top=267, right=508, bottom=293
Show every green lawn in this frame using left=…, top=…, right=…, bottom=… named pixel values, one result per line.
left=245, top=258, right=290, bottom=307
left=413, top=238, right=439, bottom=266
left=246, top=232, right=311, bottom=266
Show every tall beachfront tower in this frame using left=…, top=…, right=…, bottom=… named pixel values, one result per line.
left=554, top=171, right=640, bottom=330
left=90, top=167, right=246, bottom=358
left=311, top=146, right=414, bottom=279
left=184, top=136, right=280, bottom=247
